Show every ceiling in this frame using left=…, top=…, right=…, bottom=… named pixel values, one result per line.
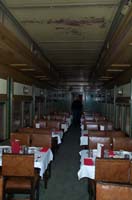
left=1, top=0, right=132, bottom=91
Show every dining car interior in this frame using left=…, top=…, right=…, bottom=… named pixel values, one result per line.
left=1, top=0, right=132, bottom=199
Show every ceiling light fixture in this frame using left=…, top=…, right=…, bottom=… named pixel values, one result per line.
left=39, top=78, right=49, bottom=80
left=35, top=75, right=47, bottom=78
left=111, top=64, right=131, bottom=67
left=20, top=68, right=35, bottom=71
left=10, top=63, right=28, bottom=66
left=107, top=69, right=124, bottom=72
left=100, top=76, right=112, bottom=79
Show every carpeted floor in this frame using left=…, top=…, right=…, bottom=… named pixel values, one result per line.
left=41, top=124, right=89, bottom=200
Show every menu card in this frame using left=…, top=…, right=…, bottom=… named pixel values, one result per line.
left=100, top=125, right=105, bottom=131
left=97, top=143, right=104, bottom=158
left=35, top=123, right=40, bottom=128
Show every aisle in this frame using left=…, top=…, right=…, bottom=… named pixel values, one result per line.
left=41, top=124, right=88, bottom=200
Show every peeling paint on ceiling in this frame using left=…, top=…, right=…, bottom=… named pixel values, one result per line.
left=47, top=17, right=105, bottom=27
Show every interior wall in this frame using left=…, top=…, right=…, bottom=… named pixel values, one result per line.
left=14, top=82, right=32, bottom=96
left=46, top=90, right=71, bottom=114
left=117, top=83, right=130, bottom=97
left=84, top=92, right=101, bottom=113
left=0, top=78, right=7, bottom=94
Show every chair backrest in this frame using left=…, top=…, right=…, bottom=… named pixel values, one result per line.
left=2, top=153, right=34, bottom=177
left=106, top=131, right=126, bottom=137
left=113, top=137, right=132, bottom=151
left=46, top=120, right=60, bottom=129
left=39, top=120, right=46, bottom=128
left=0, top=176, right=3, bottom=200
left=88, top=131, right=106, bottom=137
left=10, top=132, right=31, bottom=146
left=96, top=182, right=132, bottom=200
left=55, top=115, right=64, bottom=121
left=129, top=160, right=132, bottom=184
left=99, top=122, right=113, bottom=131
left=95, top=158, right=130, bottom=183
left=88, top=136, right=112, bottom=150
left=31, top=133, right=51, bottom=148
left=34, top=128, right=51, bottom=135
left=19, top=127, right=34, bottom=133
left=85, top=116, right=94, bottom=121
left=106, top=122, right=113, bottom=131
left=85, top=123, right=98, bottom=131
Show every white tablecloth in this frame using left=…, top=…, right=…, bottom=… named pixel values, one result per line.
left=80, top=136, right=88, bottom=146
left=52, top=133, right=62, bottom=144
left=81, top=124, right=84, bottom=130
left=78, top=165, right=95, bottom=180
left=61, top=123, right=68, bottom=132
left=78, top=149, right=97, bottom=180
left=34, top=148, right=53, bottom=177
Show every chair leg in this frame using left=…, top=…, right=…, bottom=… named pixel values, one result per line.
left=48, top=162, right=52, bottom=178
left=43, top=169, right=48, bottom=189
left=36, top=181, right=40, bottom=200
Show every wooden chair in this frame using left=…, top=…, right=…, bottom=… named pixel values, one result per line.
left=34, top=128, right=51, bottom=135
left=85, top=123, right=98, bottom=131
left=33, top=128, right=58, bottom=156
left=96, top=182, right=132, bottom=200
left=10, top=133, right=31, bottom=146
left=95, top=158, right=130, bottom=183
left=129, top=160, right=132, bottom=184
left=89, top=158, right=131, bottom=200
left=88, top=131, right=106, bottom=137
left=106, top=131, right=126, bottom=137
left=19, top=128, right=34, bottom=134
left=106, top=122, right=113, bottom=131
left=113, top=137, right=132, bottom=151
left=0, top=176, right=3, bottom=200
left=38, top=120, right=46, bottom=128
left=88, top=136, right=112, bottom=150
left=46, top=120, right=60, bottom=130
left=31, top=133, right=51, bottom=148
left=2, top=153, right=40, bottom=200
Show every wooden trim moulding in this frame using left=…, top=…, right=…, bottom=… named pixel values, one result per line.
left=0, top=94, right=7, bottom=101
left=13, top=95, right=33, bottom=101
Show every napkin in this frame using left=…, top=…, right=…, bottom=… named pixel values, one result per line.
left=11, top=140, right=21, bottom=154
left=40, top=147, right=49, bottom=152
left=108, top=150, right=115, bottom=157
left=84, top=158, right=94, bottom=166
left=54, top=129, right=62, bottom=134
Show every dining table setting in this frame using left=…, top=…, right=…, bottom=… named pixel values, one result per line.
left=78, top=148, right=132, bottom=180
left=0, top=145, right=53, bottom=178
